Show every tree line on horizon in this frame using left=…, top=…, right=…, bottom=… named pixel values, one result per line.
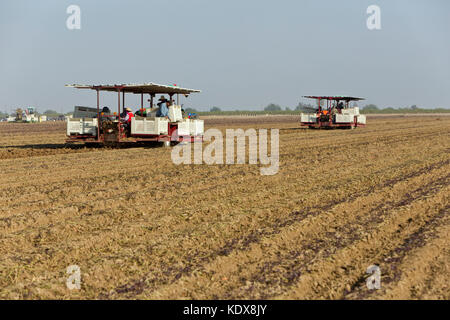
left=192, top=103, right=450, bottom=115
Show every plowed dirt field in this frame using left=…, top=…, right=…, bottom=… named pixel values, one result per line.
left=0, top=115, right=448, bottom=299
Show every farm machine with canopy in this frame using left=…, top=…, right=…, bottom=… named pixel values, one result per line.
left=300, top=96, right=366, bottom=129
left=65, top=83, right=204, bottom=146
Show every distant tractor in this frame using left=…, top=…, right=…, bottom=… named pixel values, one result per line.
left=65, top=82, right=204, bottom=147
left=300, top=96, right=366, bottom=129
left=13, top=107, right=37, bottom=123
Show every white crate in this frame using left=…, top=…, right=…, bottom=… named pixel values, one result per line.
left=131, top=117, right=169, bottom=135
left=335, top=114, right=354, bottom=123
left=82, top=118, right=98, bottom=135
left=189, top=119, right=204, bottom=136
left=342, top=107, right=360, bottom=116
left=301, top=114, right=317, bottom=123
left=177, top=119, right=191, bottom=136
left=168, top=105, right=183, bottom=122
left=357, top=115, right=366, bottom=125
left=67, top=119, right=81, bottom=135
left=67, top=118, right=98, bottom=135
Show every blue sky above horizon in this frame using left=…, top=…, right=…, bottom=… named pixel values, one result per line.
left=1, top=0, right=449, bottom=113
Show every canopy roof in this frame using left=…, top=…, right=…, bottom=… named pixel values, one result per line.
left=66, top=83, right=201, bottom=95
left=303, top=96, right=365, bottom=101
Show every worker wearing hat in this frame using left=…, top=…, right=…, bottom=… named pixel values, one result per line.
left=156, top=96, right=169, bottom=118
left=120, top=107, right=134, bottom=123
left=120, top=107, right=135, bottom=135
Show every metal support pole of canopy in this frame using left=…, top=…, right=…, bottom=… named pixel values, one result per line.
left=117, top=89, right=121, bottom=115
left=96, top=89, right=100, bottom=139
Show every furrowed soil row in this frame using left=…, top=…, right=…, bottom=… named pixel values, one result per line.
left=343, top=204, right=449, bottom=300
left=142, top=168, right=449, bottom=299
left=376, top=222, right=449, bottom=300
left=101, top=160, right=449, bottom=299
left=1, top=134, right=442, bottom=240
left=1, top=145, right=446, bottom=298
left=247, top=174, right=450, bottom=299
left=280, top=130, right=449, bottom=159
left=0, top=117, right=448, bottom=299
left=0, top=123, right=445, bottom=214
left=275, top=185, right=450, bottom=299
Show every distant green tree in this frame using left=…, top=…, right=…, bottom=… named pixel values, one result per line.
left=43, top=109, right=61, bottom=117
left=411, top=105, right=418, bottom=110
left=185, top=107, right=198, bottom=114
left=210, top=107, right=221, bottom=112
left=264, top=104, right=282, bottom=111
left=363, top=104, right=379, bottom=111
left=295, top=102, right=316, bottom=113
left=382, top=107, right=396, bottom=113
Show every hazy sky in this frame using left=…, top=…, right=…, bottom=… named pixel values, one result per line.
left=1, top=0, right=449, bottom=112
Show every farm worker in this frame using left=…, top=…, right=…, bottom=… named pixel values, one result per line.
left=120, top=109, right=127, bottom=121
left=156, top=96, right=169, bottom=117
left=101, top=106, right=111, bottom=115
left=126, top=108, right=134, bottom=124
left=120, top=107, right=134, bottom=135
left=98, top=106, right=111, bottom=123
left=120, top=107, right=134, bottom=124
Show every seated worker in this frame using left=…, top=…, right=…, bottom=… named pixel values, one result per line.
left=157, top=96, right=169, bottom=116
left=120, top=107, right=134, bottom=133
left=98, top=106, right=112, bottom=123
left=95, top=106, right=111, bottom=118
left=337, top=102, right=345, bottom=113
left=156, top=96, right=169, bottom=117
left=101, top=106, right=111, bottom=114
